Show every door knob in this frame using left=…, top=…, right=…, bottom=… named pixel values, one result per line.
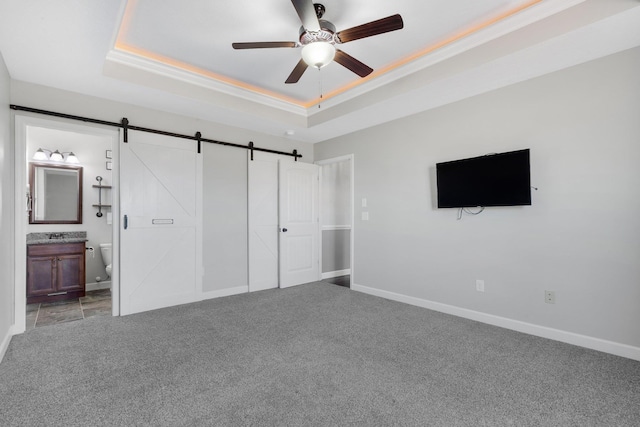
left=282, top=228, right=288, bottom=232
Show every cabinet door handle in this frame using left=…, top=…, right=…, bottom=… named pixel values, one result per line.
left=124, top=214, right=128, bottom=230
left=47, top=291, right=68, bottom=296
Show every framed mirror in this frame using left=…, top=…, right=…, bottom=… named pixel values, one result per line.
left=29, top=162, right=83, bottom=224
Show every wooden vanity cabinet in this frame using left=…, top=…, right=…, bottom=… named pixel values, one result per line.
left=27, top=242, right=85, bottom=304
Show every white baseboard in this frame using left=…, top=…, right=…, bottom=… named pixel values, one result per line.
left=321, top=269, right=351, bottom=280
left=86, top=281, right=112, bottom=292
left=0, top=327, right=13, bottom=364
left=200, top=286, right=248, bottom=301
left=352, top=283, right=640, bottom=362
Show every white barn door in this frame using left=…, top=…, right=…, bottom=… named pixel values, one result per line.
left=279, top=160, right=320, bottom=288
left=120, top=131, right=201, bottom=315
left=248, top=152, right=280, bottom=292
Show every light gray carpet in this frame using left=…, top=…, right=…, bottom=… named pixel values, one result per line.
left=1, top=282, right=639, bottom=426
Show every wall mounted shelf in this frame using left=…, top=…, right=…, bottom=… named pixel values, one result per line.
left=93, top=176, right=111, bottom=217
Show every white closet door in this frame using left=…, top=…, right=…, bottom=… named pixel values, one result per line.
left=120, top=130, right=201, bottom=315
left=279, top=160, right=320, bottom=288
left=248, top=152, right=281, bottom=292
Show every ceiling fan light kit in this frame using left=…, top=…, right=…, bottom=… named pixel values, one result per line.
left=232, top=0, right=403, bottom=84
left=301, top=42, right=336, bottom=69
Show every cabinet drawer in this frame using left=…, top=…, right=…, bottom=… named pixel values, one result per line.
left=28, top=242, right=85, bottom=257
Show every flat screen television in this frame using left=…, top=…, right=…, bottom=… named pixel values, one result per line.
left=436, top=149, right=531, bottom=208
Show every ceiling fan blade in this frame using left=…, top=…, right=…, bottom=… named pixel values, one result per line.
left=336, top=14, right=404, bottom=44
left=285, top=58, right=309, bottom=84
left=334, top=49, right=373, bottom=78
left=232, top=41, right=297, bottom=49
left=291, top=0, right=320, bottom=31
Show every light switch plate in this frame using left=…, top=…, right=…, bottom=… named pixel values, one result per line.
left=362, top=212, right=369, bottom=221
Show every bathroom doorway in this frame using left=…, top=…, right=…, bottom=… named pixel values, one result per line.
left=316, top=155, right=354, bottom=289
left=15, top=115, right=120, bottom=332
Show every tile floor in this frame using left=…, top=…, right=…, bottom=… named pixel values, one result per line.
left=26, top=289, right=112, bottom=330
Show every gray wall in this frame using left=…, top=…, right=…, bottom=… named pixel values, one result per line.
left=322, top=229, right=350, bottom=273
left=320, top=159, right=351, bottom=274
left=202, top=144, right=248, bottom=292
left=314, top=47, right=640, bottom=349
left=0, top=51, right=13, bottom=360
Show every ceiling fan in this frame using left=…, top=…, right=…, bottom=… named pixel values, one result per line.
left=232, top=0, right=404, bottom=84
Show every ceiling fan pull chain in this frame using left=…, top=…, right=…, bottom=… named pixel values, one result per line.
left=318, top=68, right=323, bottom=109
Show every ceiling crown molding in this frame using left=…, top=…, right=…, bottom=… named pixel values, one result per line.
left=104, top=49, right=309, bottom=117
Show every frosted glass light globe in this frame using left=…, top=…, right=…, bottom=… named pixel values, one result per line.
left=66, top=152, right=80, bottom=163
left=301, top=42, right=336, bottom=69
left=33, top=148, right=49, bottom=161
left=50, top=150, right=63, bottom=161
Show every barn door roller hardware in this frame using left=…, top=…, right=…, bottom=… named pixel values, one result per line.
left=10, top=105, right=302, bottom=160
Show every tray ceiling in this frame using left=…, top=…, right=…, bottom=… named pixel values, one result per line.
left=1, top=0, right=639, bottom=142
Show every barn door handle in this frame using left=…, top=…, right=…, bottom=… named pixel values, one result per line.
left=152, top=219, right=174, bottom=225
left=124, top=214, right=128, bottom=230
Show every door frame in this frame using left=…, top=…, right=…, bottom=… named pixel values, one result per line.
left=13, top=115, right=120, bottom=333
left=315, top=154, right=355, bottom=286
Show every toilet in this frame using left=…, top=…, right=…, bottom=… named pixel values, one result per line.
left=99, top=243, right=112, bottom=278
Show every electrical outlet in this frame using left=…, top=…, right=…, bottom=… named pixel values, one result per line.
left=476, top=279, right=485, bottom=292
left=545, top=290, right=555, bottom=304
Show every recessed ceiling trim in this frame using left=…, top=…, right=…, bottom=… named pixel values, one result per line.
left=112, top=0, right=583, bottom=115
left=300, top=4, right=640, bottom=143
left=105, top=48, right=309, bottom=117
left=307, top=0, right=586, bottom=114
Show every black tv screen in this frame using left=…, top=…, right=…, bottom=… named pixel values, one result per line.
left=436, top=149, right=531, bottom=208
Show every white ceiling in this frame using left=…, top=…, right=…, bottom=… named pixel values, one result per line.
left=1, top=0, right=639, bottom=143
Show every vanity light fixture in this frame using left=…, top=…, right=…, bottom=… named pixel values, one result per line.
left=65, top=152, right=80, bottom=164
left=33, top=148, right=80, bottom=163
left=32, top=148, right=49, bottom=161
left=50, top=150, right=64, bottom=162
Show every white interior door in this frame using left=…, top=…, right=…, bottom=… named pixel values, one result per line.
left=248, top=152, right=279, bottom=292
left=120, top=130, right=201, bottom=315
left=279, top=160, right=320, bottom=288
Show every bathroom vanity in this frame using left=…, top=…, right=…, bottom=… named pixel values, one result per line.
left=26, top=233, right=86, bottom=304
